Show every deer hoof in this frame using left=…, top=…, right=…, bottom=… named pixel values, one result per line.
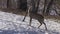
left=22, top=20, right=25, bottom=22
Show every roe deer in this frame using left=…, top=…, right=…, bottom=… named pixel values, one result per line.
left=22, top=0, right=47, bottom=30
left=22, top=6, right=47, bottom=30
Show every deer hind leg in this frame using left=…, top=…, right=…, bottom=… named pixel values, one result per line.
left=38, top=19, right=47, bottom=30
left=37, top=19, right=43, bottom=28
left=38, top=21, right=42, bottom=28
left=22, top=11, right=28, bottom=22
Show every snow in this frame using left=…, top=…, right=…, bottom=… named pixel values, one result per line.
left=0, top=11, right=60, bottom=34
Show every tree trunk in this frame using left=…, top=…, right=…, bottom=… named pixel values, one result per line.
left=35, top=0, right=40, bottom=13
left=46, top=0, right=54, bottom=15
left=31, top=0, right=40, bottom=13
left=42, top=0, right=47, bottom=15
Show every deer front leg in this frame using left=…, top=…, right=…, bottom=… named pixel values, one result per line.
left=43, top=22, right=47, bottom=30
left=29, top=17, right=32, bottom=26
left=22, top=11, right=28, bottom=22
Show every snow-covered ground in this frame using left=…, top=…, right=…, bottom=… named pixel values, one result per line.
left=0, top=11, right=60, bottom=34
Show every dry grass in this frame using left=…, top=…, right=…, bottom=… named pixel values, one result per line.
left=0, top=8, right=26, bottom=15
left=0, top=8, right=60, bottom=20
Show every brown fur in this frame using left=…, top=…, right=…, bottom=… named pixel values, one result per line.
left=22, top=7, right=47, bottom=30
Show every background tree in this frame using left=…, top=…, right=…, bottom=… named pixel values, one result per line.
left=45, top=0, right=54, bottom=15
